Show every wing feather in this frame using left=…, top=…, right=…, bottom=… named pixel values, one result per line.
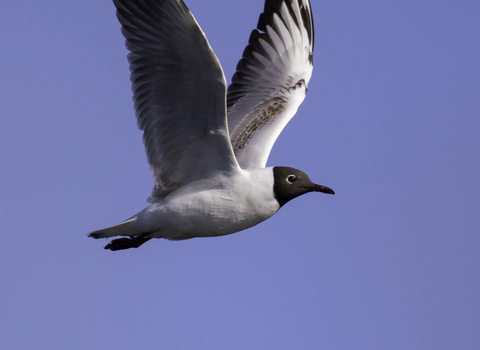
left=227, top=0, right=314, bottom=169
left=113, top=0, right=239, bottom=201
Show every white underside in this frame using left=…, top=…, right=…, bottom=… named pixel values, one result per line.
left=104, top=168, right=280, bottom=240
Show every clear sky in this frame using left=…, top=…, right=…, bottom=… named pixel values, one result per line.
left=1, top=0, right=479, bottom=349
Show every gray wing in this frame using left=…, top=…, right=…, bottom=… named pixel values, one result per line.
left=113, top=0, right=239, bottom=202
left=227, top=0, right=314, bottom=169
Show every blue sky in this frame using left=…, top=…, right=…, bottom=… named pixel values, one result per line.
left=1, top=0, right=479, bottom=349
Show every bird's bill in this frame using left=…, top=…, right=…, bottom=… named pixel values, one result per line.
left=308, top=184, right=335, bottom=195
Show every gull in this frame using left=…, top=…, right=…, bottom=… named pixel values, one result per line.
left=89, top=0, right=335, bottom=251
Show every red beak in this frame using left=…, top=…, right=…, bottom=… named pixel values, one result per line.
left=308, top=184, right=335, bottom=195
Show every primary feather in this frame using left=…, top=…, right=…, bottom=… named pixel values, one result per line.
left=227, top=0, right=314, bottom=169
left=114, top=0, right=239, bottom=202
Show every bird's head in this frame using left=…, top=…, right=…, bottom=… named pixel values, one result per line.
left=273, top=166, right=334, bottom=207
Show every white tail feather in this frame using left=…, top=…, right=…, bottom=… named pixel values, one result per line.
left=88, top=217, right=141, bottom=239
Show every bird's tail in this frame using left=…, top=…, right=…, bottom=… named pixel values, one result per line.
left=88, top=217, right=140, bottom=239
left=88, top=217, right=154, bottom=251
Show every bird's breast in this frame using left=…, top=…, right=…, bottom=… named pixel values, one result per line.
left=144, top=168, right=280, bottom=239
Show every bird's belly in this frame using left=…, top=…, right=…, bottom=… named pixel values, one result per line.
left=143, top=187, right=279, bottom=240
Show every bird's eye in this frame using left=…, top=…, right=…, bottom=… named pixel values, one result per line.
left=287, top=175, right=297, bottom=184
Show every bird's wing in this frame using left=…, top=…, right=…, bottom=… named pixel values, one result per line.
left=227, top=0, right=314, bottom=169
left=113, top=0, right=239, bottom=202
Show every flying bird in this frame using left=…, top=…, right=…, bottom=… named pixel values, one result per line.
left=89, top=0, right=334, bottom=251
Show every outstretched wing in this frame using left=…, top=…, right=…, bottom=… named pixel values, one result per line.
left=113, top=0, right=239, bottom=201
left=227, top=0, right=314, bottom=169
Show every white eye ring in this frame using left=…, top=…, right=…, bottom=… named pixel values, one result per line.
left=287, top=175, right=297, bottom=184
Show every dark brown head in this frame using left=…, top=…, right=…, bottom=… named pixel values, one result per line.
left=273, top=166, right=335, bottom=207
